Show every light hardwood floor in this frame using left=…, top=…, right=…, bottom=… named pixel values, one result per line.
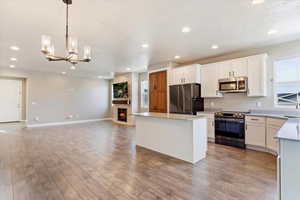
left=0, top=121, right=277, bottom=200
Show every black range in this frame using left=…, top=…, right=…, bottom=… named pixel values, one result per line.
left=214, top=111, right=250, bottom=149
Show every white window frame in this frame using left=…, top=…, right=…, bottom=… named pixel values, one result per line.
left=140, top=79, right=149, bottom=109
left=273, top=56, right=300, bottom=109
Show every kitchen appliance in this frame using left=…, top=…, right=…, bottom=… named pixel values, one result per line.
left=215, top=111, right=249, bottom=148
left=218, top=77, right=247, bottom=93
left=169, top=83, right=204, bottom=115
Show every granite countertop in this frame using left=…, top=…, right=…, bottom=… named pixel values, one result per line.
left=277, top=118, right=300, bottom=142
left=133, top=112, right=206, bottom=120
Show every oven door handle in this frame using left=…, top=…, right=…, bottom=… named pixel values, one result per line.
left=215, top=118, right=244, bottom=123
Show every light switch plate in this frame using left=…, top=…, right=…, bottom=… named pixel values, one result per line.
left=256, top=101, right=262, bottom=107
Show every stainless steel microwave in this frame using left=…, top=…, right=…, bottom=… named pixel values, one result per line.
left=218, top=77, right=248, bottom=93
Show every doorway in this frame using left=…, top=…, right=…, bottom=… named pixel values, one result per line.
left=0, top=78, right=23, bottom=122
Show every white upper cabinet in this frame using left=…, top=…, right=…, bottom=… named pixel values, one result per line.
left=201, top=63, right=223, bottom=98
left=170, top=64, right=200, bottom=85
left=231, top=57, right=248, bottom=77
left=219, top=60, right=233, bottom=79
left=219, top=58, right=248, bottom=79
left=247, top=54, right=267, bottom=97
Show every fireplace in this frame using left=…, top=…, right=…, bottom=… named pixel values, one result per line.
left=118, top=108, right=127, bottom=122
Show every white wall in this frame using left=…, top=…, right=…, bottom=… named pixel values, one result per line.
left=0, top=68, right=111, bottom=125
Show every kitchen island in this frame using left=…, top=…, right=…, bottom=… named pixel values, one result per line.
left=277, top=118, right=300, bottom=200
left=133, top=112, right=207, bottom=164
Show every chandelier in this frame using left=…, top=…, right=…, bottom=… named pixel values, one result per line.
left=41, top=0, right=91, bottom=65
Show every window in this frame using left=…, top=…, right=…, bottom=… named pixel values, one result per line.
left=274, top=57, right=300, bottom=107
left=141, top=80, right=149, bottom=109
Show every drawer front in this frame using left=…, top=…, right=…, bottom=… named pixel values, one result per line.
left=246, top=116, right=266, bottom=125
left=267, top=118, right=286, bottom=128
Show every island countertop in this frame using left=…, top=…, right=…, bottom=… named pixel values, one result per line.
left=133, top=112, right=207, bottom=121
left=277, top=118, right=300, bottom=142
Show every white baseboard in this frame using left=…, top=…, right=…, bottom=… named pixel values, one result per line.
left=26, top=118, right=112, bottom=128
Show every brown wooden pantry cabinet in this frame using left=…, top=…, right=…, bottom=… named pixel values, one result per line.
left=149, top=70, right=167, bottom=113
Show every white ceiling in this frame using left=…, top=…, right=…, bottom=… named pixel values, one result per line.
left=1, top=0, right=300, bottom=78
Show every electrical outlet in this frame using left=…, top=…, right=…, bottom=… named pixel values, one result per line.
left=67, top=115, right=73, bottom=119
left=32, top=102, right=37, bottom=105
left=256, top=101, right=262, bottom=107
left=34, top=117, right=40, bottom=121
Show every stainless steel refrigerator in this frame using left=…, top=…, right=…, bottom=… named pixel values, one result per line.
left=169, top=83, right=204, bottom=115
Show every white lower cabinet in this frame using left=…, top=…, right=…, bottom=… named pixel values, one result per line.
left=266, top=126, right=279, bottom=152
left=246, top=124, right=266, bottom=147
left=245, top=116, right=287, bottom=154
left=197, top=113, right=215, bottom=140
left=266, top=118, right=287, bottom=153
left=207, top=118, right=215, bottom=139
left=245, top=116, right=266, bottom=147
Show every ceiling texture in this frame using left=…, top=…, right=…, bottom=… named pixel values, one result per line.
left=0, top=0, right=300, bottom=78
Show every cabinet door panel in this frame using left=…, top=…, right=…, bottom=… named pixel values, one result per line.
left=207, top=119, right=215, bottom=138
left=231, top=58, right=248, bottom=77
left=247, top=54, right=267, bottom=97
left=267, top=126, right=279, bottom=153
left=219, top=61, right=232, bottom=79
left=246, top=124, right=266, bottom=147
left=201, top=63, right=223, bottom=98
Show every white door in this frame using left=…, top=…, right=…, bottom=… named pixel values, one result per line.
left=0, top=79, right=22, bottom=122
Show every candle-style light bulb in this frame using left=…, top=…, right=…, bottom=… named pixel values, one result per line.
left=68, top=37, right=78, bottom=54
left=48, top=45, right=55, bottom=56
left=83, top=46, right=91, bottom=60
left=41, top=35, right=51, bottom=54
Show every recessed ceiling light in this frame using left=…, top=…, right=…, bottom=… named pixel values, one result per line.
left=211, top=44, right=219, bottom=49
left=268, top=29, right=278, bottom=35
left=174, top=55, right=181, bottom=59
left=142, top=43, right=149, bottom=48
left=70, top=65, right=76, bottom=70
left=252, top=0, right=264, bottom=5
left=10, top=57, right=17, bottom=61
left=9, top=65, right=15, bottom=68
left=10, top=46, right=20, bottom=51
left=126, top=67, right=131, bottom=71
left=182, top=26, right=191, bottom=33
left=62, top=72, right=66, bottom=75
